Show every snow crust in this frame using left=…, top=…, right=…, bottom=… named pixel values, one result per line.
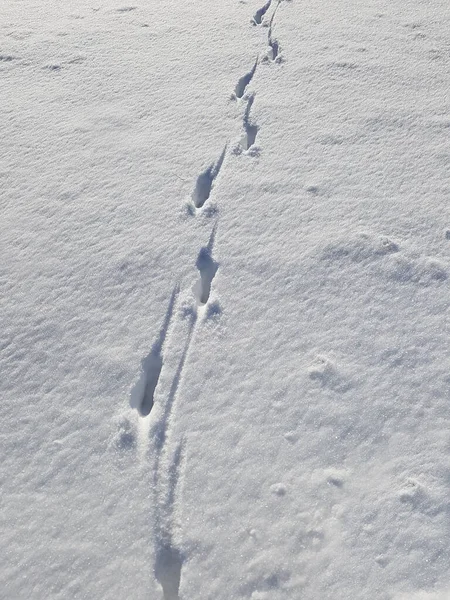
left=2, top=0, right=450, bottom=598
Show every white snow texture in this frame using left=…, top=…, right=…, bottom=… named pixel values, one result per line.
left=2, top=0, right=450, bottom=599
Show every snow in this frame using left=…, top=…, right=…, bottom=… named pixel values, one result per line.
left=2, top=0, right=450, bottom=598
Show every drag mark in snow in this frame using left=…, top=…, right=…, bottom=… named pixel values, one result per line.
left=234, top=57, right=258, bottom=99
left=153, top=310, right=197, bottom=454
left=152, top=316, right=196, bottom=599
left=194, top=226, right=219, bottom=305
left=252, top=0, right=272, bottom=25
left=154, top=441, right=186, bottom=600
left=192, top=145, right=227, bottom=209
left=269, top=0, right=282, bottom=26
left=130, top=285, right=180, bottom=417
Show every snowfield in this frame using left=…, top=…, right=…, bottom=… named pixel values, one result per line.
left=2, top=0, right=450, bottom=598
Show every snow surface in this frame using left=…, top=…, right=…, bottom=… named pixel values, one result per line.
left=2, top=0, right=450, bottom=598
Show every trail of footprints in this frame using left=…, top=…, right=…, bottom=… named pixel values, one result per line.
left=129, top=2, right=289, bottom=598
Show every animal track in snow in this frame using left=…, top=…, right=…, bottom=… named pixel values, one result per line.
left=194, top=227, right=219, bottom=305
left=264, top=0, right=283, bottom=62
left=130, top=285, right=179, bottom=417
left=131, top=2, right=291, bottom=596
left=267, top=16, right=281, bottom=61
left=241, top=94, right=259, bottom=150
left=251, top=0, right=272, bottom=25
left=155, top=544, right=182, bottom=600
left=233, top=94, right=259, bottom=155
left=192, top=146, right=227, bottom=209
left=234, top=58, right=258, bottom=99
left=268, top=36, right=280, bottom=61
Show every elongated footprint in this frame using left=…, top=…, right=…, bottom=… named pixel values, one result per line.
left=130, top=285, right=179, bottom=417
left=192, top=146, right=227, bottom=209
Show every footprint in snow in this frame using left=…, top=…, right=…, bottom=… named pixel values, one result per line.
left=193, top=227, right=219, bottom=306
left=191, top=146, right=227, bottom=210
left=233, top=94, right=260, bottom=156
left=130, top=285, right=179, bottom=417
left=232, top=58, right=258, bottom=100
left=251, top=0, right=272, bottom=25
